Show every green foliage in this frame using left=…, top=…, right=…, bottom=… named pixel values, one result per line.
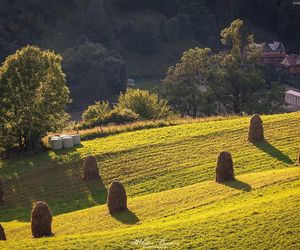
left=135, top=21, right=159, bottom=55
left=0, top=45, right=70, bottom=154
left=163, top=20, right=285, bottom=116
left=63, top=42, right=126, bottom=108
left=213, top=19, right=284, bottom=114
left=116, top=88, right=171, bottom=119
left=158, top=17, right=170, bottom=42
left=162, top=47, right=216, bottom=117
left=168, top=17, right=179, bottom=42
left=82, top=101, right=111, bottom=127
left=106, top=108, right=140, bottom=124
left=80, top=88, right=170, bottom=129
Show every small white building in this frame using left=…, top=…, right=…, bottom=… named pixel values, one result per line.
left=127, top=78, right=135, bottom=87
left=285, top=90, right=300, bottom=107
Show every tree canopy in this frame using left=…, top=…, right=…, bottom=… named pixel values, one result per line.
left=0, top=46, right=70, bottom=155
left=0, top=0, right=298, bottom=110
left=162, top=19, right=285, bottom=116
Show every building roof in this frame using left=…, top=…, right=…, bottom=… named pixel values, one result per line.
left=286, top=90, right=300, bottom=97
left=280, top=54, right=300, bottom=67
left=260, top=41, right=285, bottom=52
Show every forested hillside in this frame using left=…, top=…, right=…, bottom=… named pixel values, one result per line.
left=0, top=0, right=299, bottom=109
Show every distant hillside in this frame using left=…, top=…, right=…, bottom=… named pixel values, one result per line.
left=0, top=0, right=299, bottom=108
left=0, top=112, right=299, bottom=248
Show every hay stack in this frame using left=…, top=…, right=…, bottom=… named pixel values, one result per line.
left=248, top=114, right=264, bottom=142
left=107, top=181, right=127, bottom=214
left=0, top=224, right=6, bottom=240
left=82, top=156, right=100, bottom=181
left=0, top=177, right=3, bottom=202
left=215, top=151, right=235, bottom=183
left=31, top=201, right=52, bottom=238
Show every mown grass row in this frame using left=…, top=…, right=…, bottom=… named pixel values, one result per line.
left=1, top=167, right=299, bottom=249
left=0, top=112, right=299, bottom=222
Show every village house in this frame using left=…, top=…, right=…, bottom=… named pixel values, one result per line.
left=255, top=41, right=286, bottom=65
left=280, top=54, right=300, bottom=75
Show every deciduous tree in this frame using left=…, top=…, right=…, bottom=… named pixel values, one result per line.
left=0, top=46, right=70, bottom=155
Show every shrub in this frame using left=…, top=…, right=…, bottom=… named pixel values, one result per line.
left=31, top=201, right=53, bottom=238
left=82, top=156, right=100, bottom=181
left=107, top=108, right=140, bottom=124
left=82, top=101, right=111, bottom=127
left=116, top=89, right=171, bottom=120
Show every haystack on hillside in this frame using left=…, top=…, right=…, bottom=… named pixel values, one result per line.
left=31, top=201, right=53, bottom=238
left=0, top=224, right=6, bottom=240
left=0, top=177, right=3, bottom=202
left=107, top=181, right=127, bottom=214
left=82, top=156, right=100, bottom=181
left=215, top=151, right=235, bottom=183
left=248, top=114, right=264, bottom=142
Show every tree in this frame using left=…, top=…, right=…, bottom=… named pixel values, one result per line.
left=162, top=20, right=284, bottom=116
left=63, top=41, right=127, bottom=108
left=168, top=17, right=179, bottom=42
left=185, top=0, right=213, bottom=42
left=211, top=19, right=284, bottom=114
left=162, top=48, right=216, bottom=117
left=0, top=46, right=70, bottom=155
left=158, top=17, right=170, bottom=42
left=80, top=0, right=114, bottom=47
left=116, top=89, right=171, bottom=119
left=135, top=21, right=159, bottom=55
left=176, top=13, right=193, bottom=39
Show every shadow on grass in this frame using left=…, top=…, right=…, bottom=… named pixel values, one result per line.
left=252, top=140, right=293, bottom=164
left=0, top=162, right=108, bottom=222
left=223, top=179, right=252, bottom=192
left=85, top=177, right=108, bottom=204
left=111, top=209, right=139, bottom=225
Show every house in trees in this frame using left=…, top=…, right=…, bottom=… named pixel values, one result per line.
left=255, top=41, right=286, bottom=65
left=280, top=54, right=300, bottom=75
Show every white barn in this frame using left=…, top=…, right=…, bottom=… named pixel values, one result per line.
left=285, top=90, right=300, bottom=107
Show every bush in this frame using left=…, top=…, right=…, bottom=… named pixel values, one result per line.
left=82, top=101, right=111, bottom=127
left=107, top=108, right=140, bottom=124
left=116, top=89, right=171, bottom=120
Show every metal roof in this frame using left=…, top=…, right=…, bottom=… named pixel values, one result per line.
left=286, top=90, right=300, bottom=97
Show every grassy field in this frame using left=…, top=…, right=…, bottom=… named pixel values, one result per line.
left=0, top=112, right=299, bottom=249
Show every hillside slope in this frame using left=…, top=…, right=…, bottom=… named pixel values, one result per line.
left=0, top=112, right=299, bottom=249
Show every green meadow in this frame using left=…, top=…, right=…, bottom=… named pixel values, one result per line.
left=0, top=112, right=299, bottom=249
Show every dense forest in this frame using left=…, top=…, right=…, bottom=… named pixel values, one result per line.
left=0, top=0, right=299, bottom=110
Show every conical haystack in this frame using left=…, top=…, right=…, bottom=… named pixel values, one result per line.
left=82, top=156, right=100, bottom=181
left=248, top=114, right=264, bottom=142
left=0, top=224, right=6, bottom=240
left=31, top=201, right=53, bottom=238
left=215, top=151, right=235, bottom=183
left=107, top=181, right=127, bottom=214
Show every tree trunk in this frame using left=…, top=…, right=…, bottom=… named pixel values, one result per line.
left=25, top=136, right=43, bottom=156
left=233, top=91, right=240, bottom=114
